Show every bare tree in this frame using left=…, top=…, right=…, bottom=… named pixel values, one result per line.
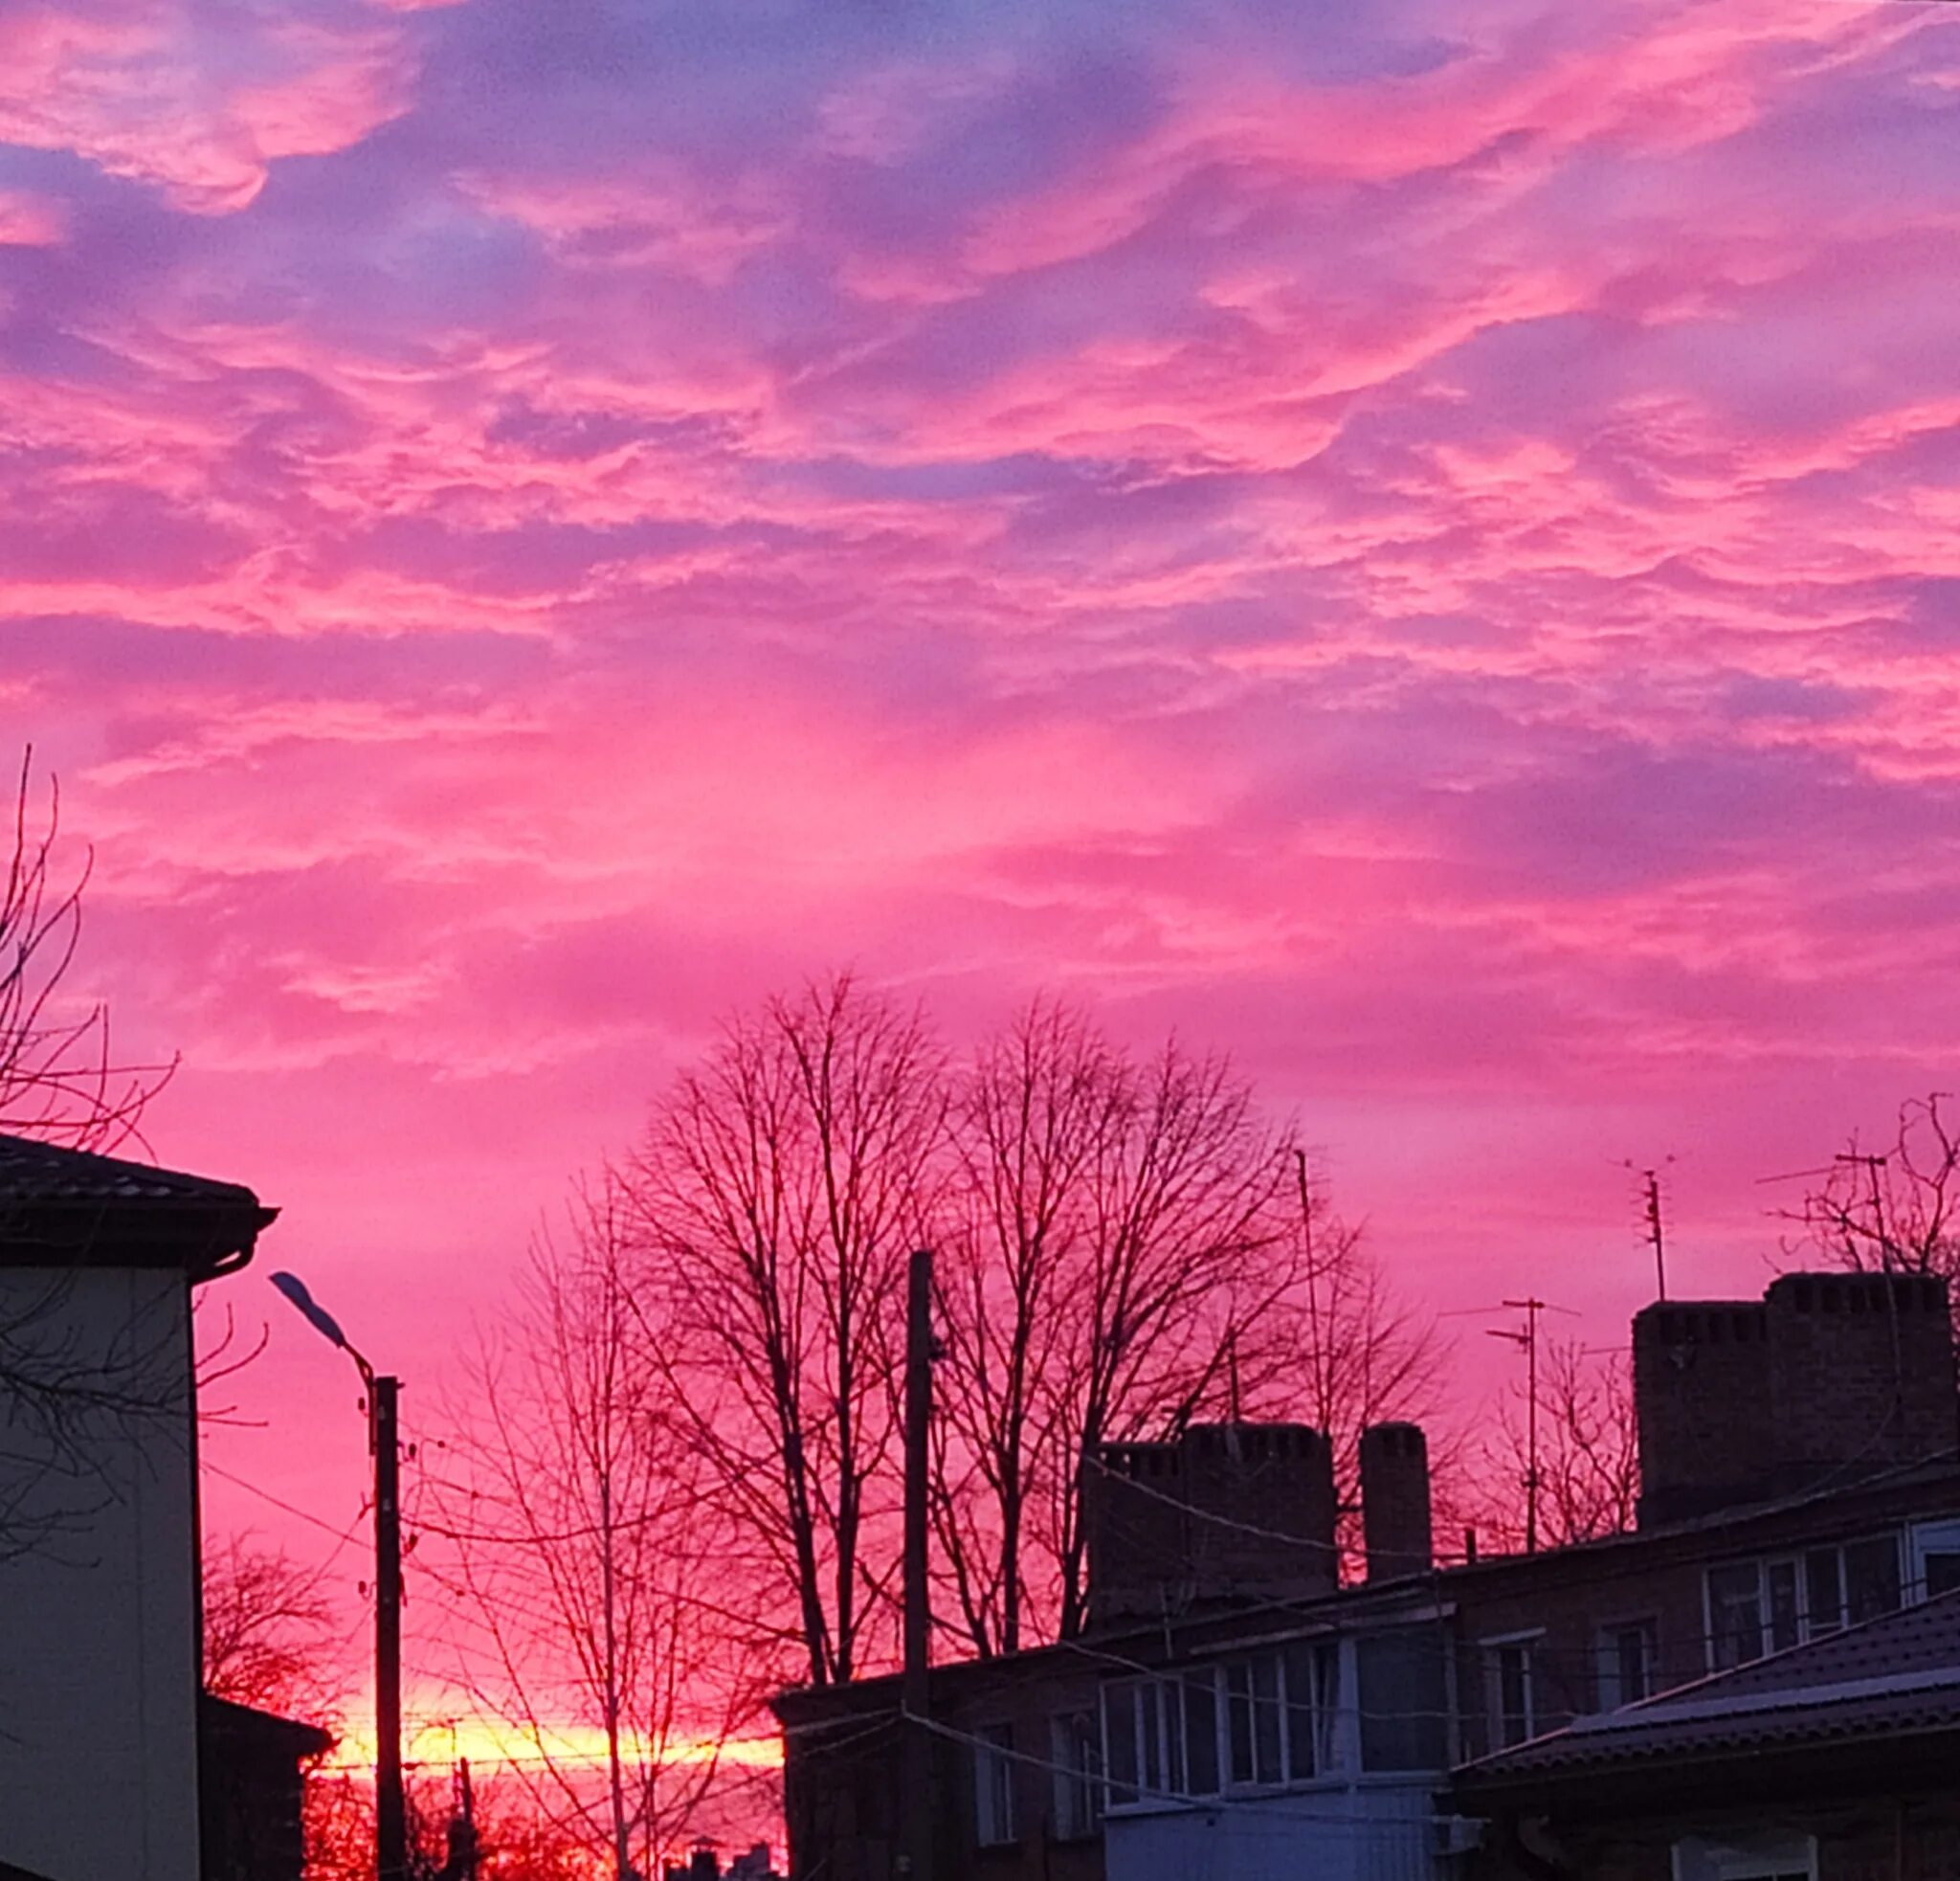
left=202, top=1532, right=347, bottom=1720
left=933, top=1002, right=1366, bottom=1647
left=0, top=748, right=171, bottom=1147
left=423, top=1176, right=762, bottom=1878
left=1475, top=1337, right=1638, bottom=1554
left=623, top=974, right=948, bottom=1688
left=1782, top=1094, right=1960, bottom=1304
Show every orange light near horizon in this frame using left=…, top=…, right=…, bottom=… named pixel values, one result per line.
left=320, top=1713, right=783, bottom=1780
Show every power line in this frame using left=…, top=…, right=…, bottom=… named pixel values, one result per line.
left=202, top=1457, right=369, bottom=1551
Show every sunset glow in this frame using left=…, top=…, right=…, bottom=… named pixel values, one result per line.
left=4, top=0, right=1959, bottom=1829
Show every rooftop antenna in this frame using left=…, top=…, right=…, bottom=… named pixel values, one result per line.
left=1624, top=1159, right=1675, bottom=1301
left=1481, top=1297, right=1574, bottom=1555
left=1836, top=1151, right=1891, bottom=1264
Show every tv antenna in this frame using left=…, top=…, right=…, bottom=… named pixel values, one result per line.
left=1477, top=1297, right=1577, bottom=1556
left=1624, top=1158, right=1675, bottom=1300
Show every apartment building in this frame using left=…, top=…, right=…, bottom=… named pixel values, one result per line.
left=772, top=1271, right=1960, bottom=1881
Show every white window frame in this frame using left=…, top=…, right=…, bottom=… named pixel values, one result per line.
left=1481, top=1629, right=1542, bottom=1751
left=1595, top=1616, right=1658, bottom=1711
left=1703, top=1533, right=1904, bottom=1672
left=1907, top=1517, right=1960, bottom=1602
left=1099, top=1638, right=1350, bottom=1815
left=973, top=1721, right=1017, bottom=1847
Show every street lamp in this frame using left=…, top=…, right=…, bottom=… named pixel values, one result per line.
left=270, top=1270, right=406, bottom=1881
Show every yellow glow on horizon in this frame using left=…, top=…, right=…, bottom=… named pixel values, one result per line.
left=323, top=1713, right=783, bottom=1779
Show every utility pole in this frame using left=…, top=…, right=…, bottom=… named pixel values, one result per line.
left=901, top=1248, right=935, bottom=1881
left=1639, top=1169, right=1667, bottom=1301
left=448, top=1758, right=480, bottom=1881
left=1487, top=1300, right=1548, bottom=1555
left=266, top=1275, right=409, bottom=1881
left=374, top=1376, right=407, bottom=1881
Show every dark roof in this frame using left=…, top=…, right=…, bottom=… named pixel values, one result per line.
left=1459, top=1588, right=1960, bottom=1790
left=201, top=1691, right=335, bottom=1759
left=0, top=1132, right=277, bottom=1278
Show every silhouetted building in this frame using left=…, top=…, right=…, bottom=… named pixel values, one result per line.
left=199, top=1695, right=332, bottom=1881
left=1459, top=1587, right=1960, bottom=1881
left=0, top=1134, right=277, bottom=1881
left=667, top=1843, right=782, bottom=1881
left=776, top=1273, right=1960, bottom=1881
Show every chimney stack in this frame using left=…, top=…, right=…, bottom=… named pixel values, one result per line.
left=1635, top=1272, right=1958, bottom=1528
left=1359, top=1422, right=1433, bottom=1580
left=1081, top=1422, right=1337, bottom=1626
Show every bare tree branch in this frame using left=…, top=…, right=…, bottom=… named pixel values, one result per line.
left=420, top=1175, right=764, bottom=1878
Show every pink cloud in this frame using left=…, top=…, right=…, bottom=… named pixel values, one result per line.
left=0, top=5, right=412, bottom=212
left=0, top=0, right=1956, bottom=1710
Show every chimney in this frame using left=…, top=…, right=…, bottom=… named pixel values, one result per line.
left=1359, top=1422, right=1433, bottom=1579
left=1635, top=1272, right=1958, bottom=1528
left=1081, top=1422, right=1337, bottom=1626
left=1634, top=1299, right=1772, bottom=1528
left=1764, top=1273, right=1957, bottom=1491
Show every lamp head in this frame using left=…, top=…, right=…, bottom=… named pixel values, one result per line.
left=269, top=1270, right=374, bottom=1383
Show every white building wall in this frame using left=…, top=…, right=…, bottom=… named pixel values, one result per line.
left=1105, top=1778, right=1444, bottom=1881
left=0, top=1265, right=201, bottom=1881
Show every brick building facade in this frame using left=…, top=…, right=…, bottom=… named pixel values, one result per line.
left=773, top=1272, right=1960, bottom=1881
left=1458, top=1589, right=1960, bottom=1881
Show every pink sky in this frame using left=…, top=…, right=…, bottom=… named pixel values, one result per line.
left=4, top=0, right=1959, bottom=1770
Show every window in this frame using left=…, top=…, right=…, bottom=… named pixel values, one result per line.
left=1050, top=1713, right=1102, bottom=1842
left=1224, top=1656, right=1283, bottom=1787
left=1709, top=1563, right=1764, bottom=1669
left=1100, top=1677, right=1184, bottom=1807
left=1706, top=1535, right=1904, bottom=1670
left=1673, top=1832, right=1816, bottom=1881
left=1597, top=1620, right=1657, bottom=1710
left=1909, top=1519, right=1960, bottom=1601
left=1281, top=1640, right=1340, bottom=1780
left=1845, top=1535, right=1902, bottom=1622
left=974, top=1723, right=1016, bottom=1847
left=1484, top=1635, right=1538, bottom=1749
left=1356, top=1631, right=1449, bottom=1770
left=1099, top=1640, right=1346, bottom=1809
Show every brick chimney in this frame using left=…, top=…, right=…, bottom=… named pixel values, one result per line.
left=1764, top=1272, right=1957, bottom=1490
left=1081, top=1422, right=1337, bottom=1626
left=1634, top=1298, right=1773, bottom=1528
left=1359, top=1422, right=1433, bottom=1580
left=1635, top=1272, right=1957, bottom=1528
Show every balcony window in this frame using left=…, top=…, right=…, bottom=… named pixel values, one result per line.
left=1356, top=1630, right=1449, bottom=1770
left=1101, top=1637, right=1349, bottom=1808
left=1049, top=1713, right=1102, bottom=1842
left=974, top=1723, right=1016, bottom=1847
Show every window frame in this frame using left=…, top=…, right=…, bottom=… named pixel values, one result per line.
left=1703, top=1534, right=1904, bottom=1673
left=973, top=1720, right=1018, bottom=1848
left=1595, top=1616, right=1659, bottom=1712
left=1048, top=1711, right=1102, bottom=1844
left=1099, top=1637, right=1349, bottom=1814
left=1907, top=1517, right=1960, bottom=1602
left=1481, top=1629, right=1542, bottom=1751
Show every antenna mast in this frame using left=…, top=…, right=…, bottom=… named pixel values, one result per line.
left=1641, top=1168, right=1667, bottom=1301
left=1487, top=1299, right=1550, bottom=1554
